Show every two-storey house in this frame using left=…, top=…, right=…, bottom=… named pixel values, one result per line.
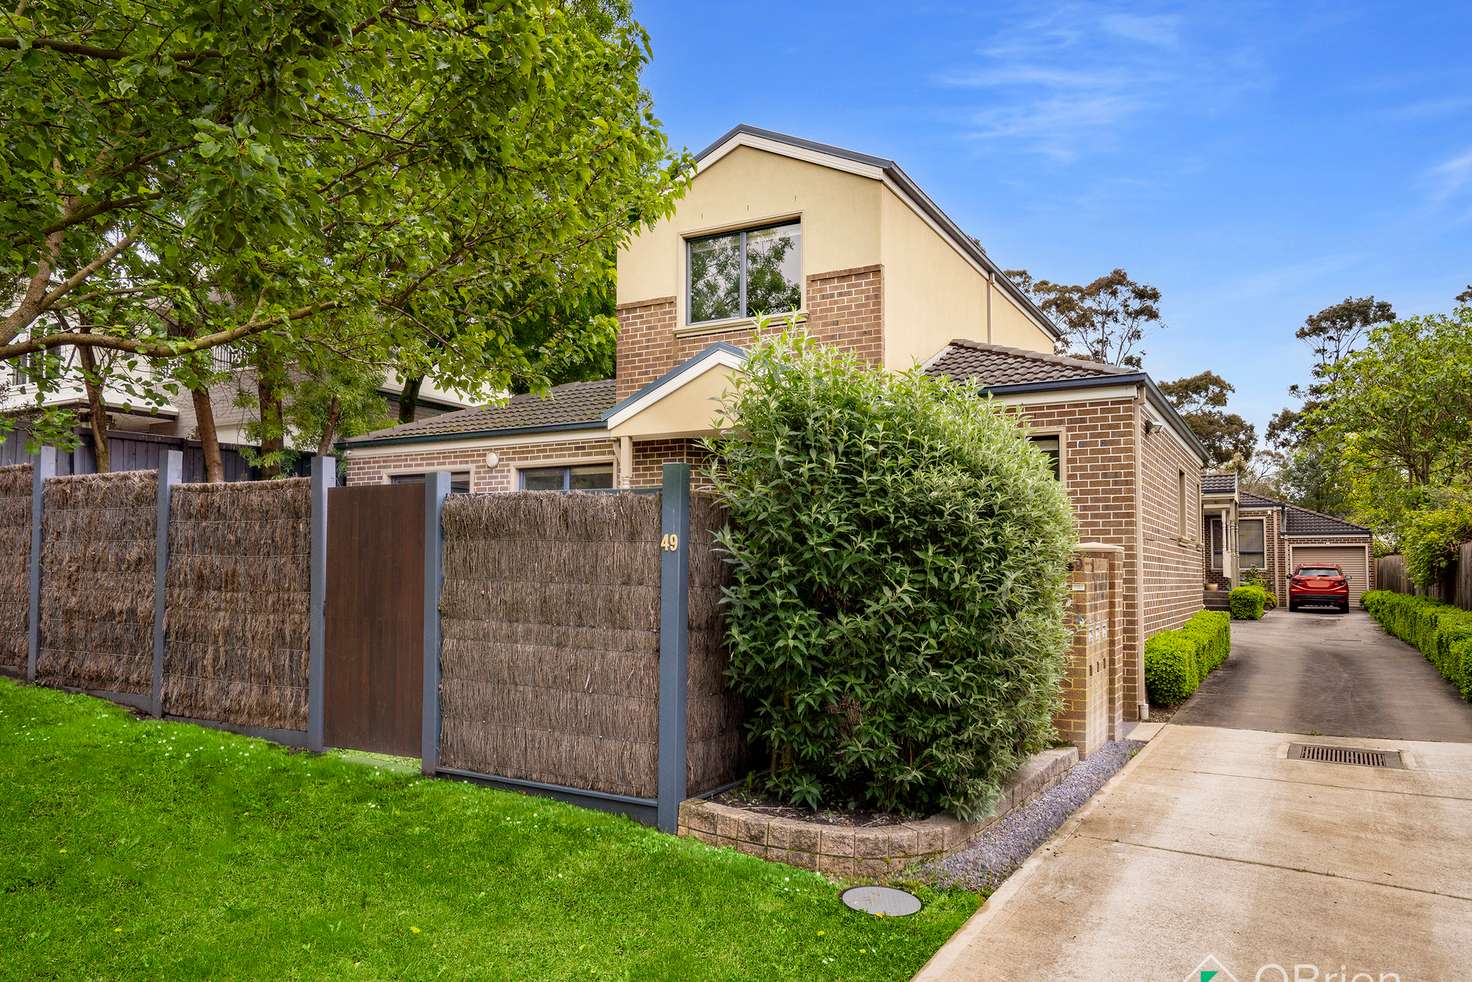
left=343, top=125, right=1210, bottom=721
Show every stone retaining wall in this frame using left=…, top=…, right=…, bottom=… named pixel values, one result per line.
left=678, top=747, right=1078, bottom=878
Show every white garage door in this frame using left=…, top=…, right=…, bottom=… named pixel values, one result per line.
left=1289, top=544, right=1371, bottom=605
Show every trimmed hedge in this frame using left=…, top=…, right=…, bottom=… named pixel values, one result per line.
left=1361, top=590, right=1472, bottom=700
left=1229, top=585, right=1267, bottom=620
left=1145, top=611, right=1232, bottom=705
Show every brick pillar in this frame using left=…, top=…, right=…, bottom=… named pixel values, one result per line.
left=1055, top=543, right=1126, bottom=757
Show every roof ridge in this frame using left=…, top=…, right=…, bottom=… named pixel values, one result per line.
left=943, top=338, right=1131, bottom=375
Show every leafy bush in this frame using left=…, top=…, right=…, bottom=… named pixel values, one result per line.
left=1229, top=585, right=1267, bottom=620
left=710, top=331, right=1077, bottom=820
left=1145, top=611, right=1231, bottom=705
left=1241, top=567, right=1268, bottom=590
left=1361, top=590, right=1472, bottom=699
left=1401, top=502, right=1472, bottom=589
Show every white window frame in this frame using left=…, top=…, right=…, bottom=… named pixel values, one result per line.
left=1025, top=428, right=1066, bottom=485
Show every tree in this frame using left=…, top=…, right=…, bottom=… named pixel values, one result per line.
left=1158, top=371, right=1257, bottom=467
left=1457, top=285, right=1472, bottom=304
left=1289, top=296, right=1396, bottom=397
left=2, top=0, right=687, bottom=463
left=1005, top=268, right=1163, bottom=367
left=1309, top=308, right=1472, bottom=534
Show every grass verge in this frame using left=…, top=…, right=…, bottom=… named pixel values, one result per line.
left=0, top=679, right=976, bottom=980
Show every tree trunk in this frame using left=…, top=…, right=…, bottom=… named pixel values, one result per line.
left=191, top=386, right=225, bottom=483
left=317, top=396, right=342, bottom=457
left=398, top=375, right=424, bottom=424
left=257, top=371, right=286, bottom=479
left=76, top=344, right=110, bottom=473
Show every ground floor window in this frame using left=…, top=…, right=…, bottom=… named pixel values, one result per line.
left=1027, top=434, right=1062, bottom=480
left=1238, top=518, right=1265, bottom=570
left=390, top=471, right=472, bottom=494
left=518, top=463, right=614, bottom=491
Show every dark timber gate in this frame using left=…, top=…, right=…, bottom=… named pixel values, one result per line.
left=324, top=483, right=425, bottom=756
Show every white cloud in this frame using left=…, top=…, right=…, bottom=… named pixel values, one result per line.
left=936, top=2, right=1268, bottom=160
left=1426, top=147, right=1472, bottom=203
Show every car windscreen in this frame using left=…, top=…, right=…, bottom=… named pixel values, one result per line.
left=1296, top=567, right=1341, bottom=577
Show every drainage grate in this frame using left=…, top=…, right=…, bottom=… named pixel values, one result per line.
left=1287, top=743, right=1404, bottom=768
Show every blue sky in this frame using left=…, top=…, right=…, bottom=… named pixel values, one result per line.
left=634, top=0, right=1472, bottom=436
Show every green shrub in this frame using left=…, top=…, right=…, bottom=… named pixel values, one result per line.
left=1229, top=585, right=1267, bottom=620
left=1400, top=502, right=1472, bottom=589
left=1361, top=590, right=1472, bottom=699
left=1145, top=611, right=1231, bottom=705
left=710, top=330, right=1077, bottom=820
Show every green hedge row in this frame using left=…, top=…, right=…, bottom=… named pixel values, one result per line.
left=1361, top=590, right=1472, bottom=700
left=1229, top=585, right=1267, bottom=620
left=1144, top=610, right=1232, bottom=706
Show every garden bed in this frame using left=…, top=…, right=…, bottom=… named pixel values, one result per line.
left=679, top=748, right=1078, bottom=878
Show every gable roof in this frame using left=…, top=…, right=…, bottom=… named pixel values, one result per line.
left=345, top=378, right=616, bottom=448
left=695, top=125, right=1063, bottom=343
left=1203, top=472, right=1238, bottom=495
left=603, top=342, right=744, bottom=427
left=1239, top=491, right=1371, bottom=536
left=923, top=339, right=1208, bottom=464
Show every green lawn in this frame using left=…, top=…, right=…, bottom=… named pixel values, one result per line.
left=0, top=679, right=977, bottom=980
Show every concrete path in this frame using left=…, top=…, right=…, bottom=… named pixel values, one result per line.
left=917, top=725, right=1472, bottom=982
left=1172, top=610, right=1472, bottom=742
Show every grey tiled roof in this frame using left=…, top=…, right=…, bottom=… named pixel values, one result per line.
left=347, top=378, right=615, bottom=444
left=925, top=340, right=1134, bottom=387
left=1239, top=490, right=1370, bottom=536
left=1203, top=472, right=1238, bottom=495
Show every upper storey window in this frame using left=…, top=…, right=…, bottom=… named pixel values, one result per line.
left=687, top=221, right=802, bottom=325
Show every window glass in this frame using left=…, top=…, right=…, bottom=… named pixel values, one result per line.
left=1028, top=435, right=1061, bottom=480
left=390, top=471, right=471, bottom=494
left=688, top=231, right=742, bottom=323
left=1297, top=566, right=1340, bottom=577
left=1238, top=519, right=1265, bottom=568
left=569, top=465, right=614, bottom=491
left=743, top=223, right=802, bottom=317
left=519, top=467, right=568, bottom=491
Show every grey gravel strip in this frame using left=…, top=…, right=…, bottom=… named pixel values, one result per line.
left=921, top=739, right=1143, bottom=891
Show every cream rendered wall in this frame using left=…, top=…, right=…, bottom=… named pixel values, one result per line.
left=617, top=145, right=882, bottom=325
left=878, top=186, right=1055, bottom=367
left=607, top=362, right=736, bottom=439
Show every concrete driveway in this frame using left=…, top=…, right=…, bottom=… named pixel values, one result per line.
left=919, top=613, right=1472, bottom=981
left=917, top=725, right=1472, bottom=982
left=1172, top=610, right=1472, bottom=742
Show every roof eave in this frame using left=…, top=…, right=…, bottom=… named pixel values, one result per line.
left=341, top=418, right=606, bottom=450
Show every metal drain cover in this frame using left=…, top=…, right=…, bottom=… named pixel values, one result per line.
left=1288, top=743, right=1404, bottom=768
left=840, top=885, right=923, bottom=917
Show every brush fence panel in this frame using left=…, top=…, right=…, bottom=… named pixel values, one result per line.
left=0, top=464, right=32, bottom=673
left=686, top=494, right=742, bottom=792
left=37, top=471, right=158, bottom=692
left=440, top=492, right=665, bottom=797
left=163, top=479, right=311, bottom=729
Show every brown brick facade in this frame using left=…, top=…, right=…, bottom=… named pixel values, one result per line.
left=1054, top=545, right=1125, bottom=756
left=630, top=438, right=714, bottom=489
left=614, top=265, right=884, bottom=400
left=1139, top=419, right=1205, bottom=640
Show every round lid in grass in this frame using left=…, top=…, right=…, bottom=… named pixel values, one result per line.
left=840, top=885, right=922, bottom=917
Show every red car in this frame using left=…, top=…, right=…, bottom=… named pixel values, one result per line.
left=1288, top=564, right=1351, bottom=612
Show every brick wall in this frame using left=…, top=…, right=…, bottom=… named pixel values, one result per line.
left=1054, top=545, right=1125, bottom=757
left=614, top=265, right=884, bottom=400
left=1139, top=421, right=1205, bottom=639
left=1005, top=396, right=1146, bottom=718
left=630, top=438, right=715, bottom=490
left=345, top=437, right=616, bottom=492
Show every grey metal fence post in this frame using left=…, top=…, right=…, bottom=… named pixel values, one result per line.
left=656, top=463, right=692, bottom=833
left=26, top=446, right=56, bottom=682
left=150, top=450, right=182, bottom=717
left=422, top=471, right=451, bottom=776
left=307, top=455, right=336, bottom=753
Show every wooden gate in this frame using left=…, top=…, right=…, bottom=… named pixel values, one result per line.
left=324, top=483, right=425, bottom=756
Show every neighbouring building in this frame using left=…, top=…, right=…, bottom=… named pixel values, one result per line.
left=1200, top=472, right=1375, bottom=607
left=343, top=124, right=1210, bottom=721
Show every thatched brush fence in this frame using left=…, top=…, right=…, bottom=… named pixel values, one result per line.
left=687, top=493, right=742, bottom=790
left=437, top=490, right=740, bottom=799
left=0, top=464, right=32, bottom=673
left=36, top=471, right=158, bottom=693
left=163, top=479, right=311, bottom=730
